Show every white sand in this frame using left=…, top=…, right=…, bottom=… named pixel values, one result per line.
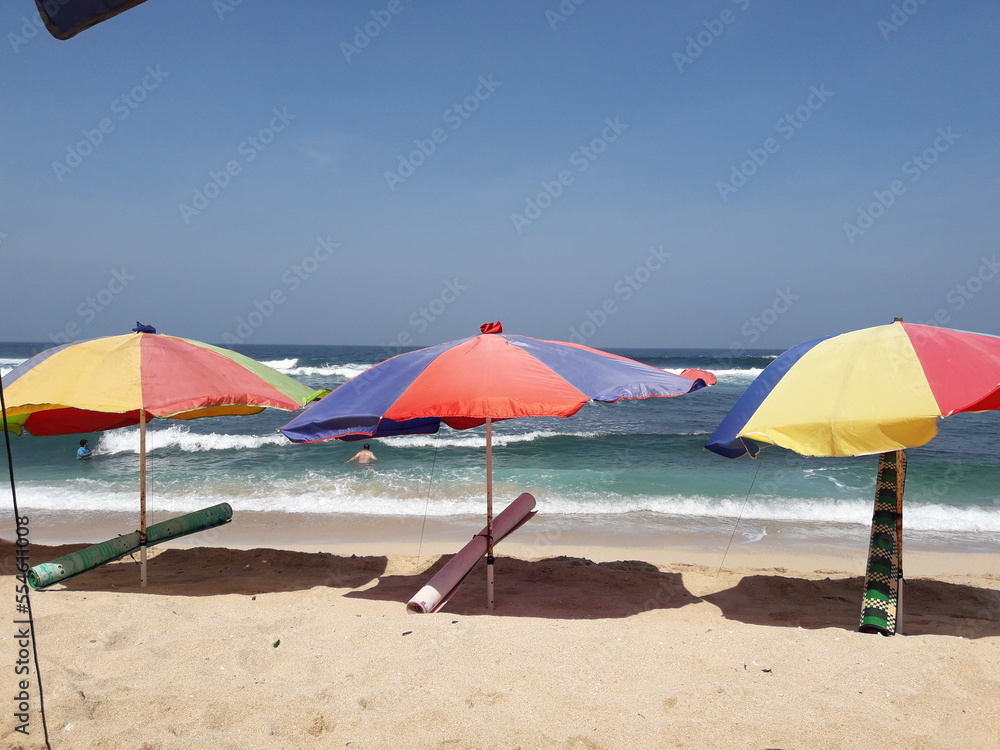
left=2, top=524, right=999, bottom=749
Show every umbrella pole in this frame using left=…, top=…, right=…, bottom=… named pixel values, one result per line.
left=895, top=449, right=906, bottom=634
left=486, top=417, right=494, bottom=610
left=892, top=317, right=906, bottom=634
left=139, top=410, right=148, bottom=588
left=859, top=450, right=906, bottom=635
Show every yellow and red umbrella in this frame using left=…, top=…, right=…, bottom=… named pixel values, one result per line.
left=706, top=320, right=1000, bottom=634
left=1, top=329, right=327, bottom=585
left=1, top=332, right=324, bottom=435
left=707, top=321, right=1000, bottom=459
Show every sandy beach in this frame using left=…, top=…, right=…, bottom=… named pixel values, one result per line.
left=2, top=514, right=999, bottom=750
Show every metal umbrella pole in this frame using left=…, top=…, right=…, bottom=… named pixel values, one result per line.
left=485, top=417, right=495, bottom=610
left=139, top=409, right=148, bottom=588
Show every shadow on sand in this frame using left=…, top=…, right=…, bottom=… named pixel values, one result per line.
left=12, top=542, right=698, bottom=619
left=703, top=573, right=1000, bottom=639
left=10, top=541, right=998, bottom=635
left=346, top=554, right=701, bottom=619
left=3, top=542, right=388, bottom=596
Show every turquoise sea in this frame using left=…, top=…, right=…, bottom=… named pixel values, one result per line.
left=2, top=342, right=999, bottom=552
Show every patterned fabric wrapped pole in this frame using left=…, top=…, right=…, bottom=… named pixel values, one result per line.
left=859, top=450, right=907, bottom=635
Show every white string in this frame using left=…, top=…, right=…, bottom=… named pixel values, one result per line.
left=717, top=451, right=765, bottom=577
left=415, top=439, right=441, bottom=563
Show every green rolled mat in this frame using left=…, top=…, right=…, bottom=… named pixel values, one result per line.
left=27, top=503, right=233, bottom=589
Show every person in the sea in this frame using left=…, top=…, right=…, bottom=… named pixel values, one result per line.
left=346, top=444, right=378, bottom=465
left=77, top=439, right=94, bottom=459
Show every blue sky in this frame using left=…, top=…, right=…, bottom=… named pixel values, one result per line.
left=1, top=1, right=998, bottom=350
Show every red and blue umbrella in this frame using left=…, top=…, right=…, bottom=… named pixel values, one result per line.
left=281, top=321, right=715, bottom=443
left=282, top=322, right=716, bottom=607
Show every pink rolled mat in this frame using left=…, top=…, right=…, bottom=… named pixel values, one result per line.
left=406, top=492, right=537, bottom=614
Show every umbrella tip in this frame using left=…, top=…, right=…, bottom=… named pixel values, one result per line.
left=480, top=321, right=503, bottom=334
left=132, top=322, right=157, bottom=333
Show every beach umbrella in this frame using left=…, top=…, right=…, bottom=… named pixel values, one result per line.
left=705, top=319, right=1000, bottom=634
left=0, top=327, right=327, bottom=586
left=280, top=321, right=717, bottom=609
left=36, top=0, right=150, bottom=41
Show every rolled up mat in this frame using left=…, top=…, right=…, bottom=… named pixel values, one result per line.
left=28, top=503, right=233, bottom=589
left=407, top=493, right=536, bottom=614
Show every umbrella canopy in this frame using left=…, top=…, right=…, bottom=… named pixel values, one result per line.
left=281, top=322, right=716, bottom=442
left=707, top=321, right=1000, bottom=459
left=281, top=322, right=716, bottom=608
left=705, top=320, right=1000, bottom=634
left=1, top=330, right=327, bottom=585
left=2, top=332, right=325, bottom=435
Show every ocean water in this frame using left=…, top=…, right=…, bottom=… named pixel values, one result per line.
left=2, top=342, right=999, bottom=551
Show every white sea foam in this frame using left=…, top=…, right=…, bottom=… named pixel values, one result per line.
left=14, top=477, right=487, bottom=517
left=293, top=364, right=369, bottom=379
left=16, top=476, right=1000, bottom=538
left=383, top=429, right=602, bottom=449
left=96, top=424, right=287, bottom=455
left=0, top=357, right=26, bottom=377
left=85, top=425, right=601, bottom=456
left=802, top=467, right=864, bottom=492
left=740, top=528, right=768, bottom=544
left=705, top=367, right=764, bottom=382
left=262, top=359, right=369, bottom=380
left=260, top=358, right=298, bottom=371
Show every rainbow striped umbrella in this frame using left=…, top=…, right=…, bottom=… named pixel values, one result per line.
left=706, top=320, right=1000, bottom=633
left=282, top=321, right=716, bottom=609
left=1, top=330, right=327, bottom=585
